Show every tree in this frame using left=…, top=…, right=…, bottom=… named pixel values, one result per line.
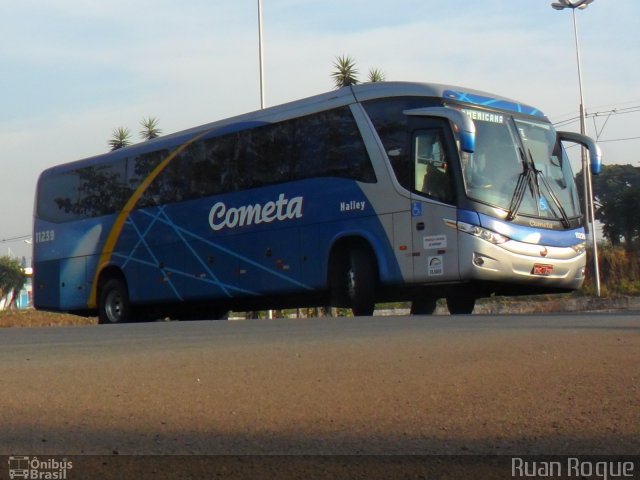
left=367, top=67, right=386, bottom=83
left=579, top=164, right=640, bottom=248
left=331, top=55, right=387, bottom=89
left=331, top=55, right=359, bottom=88
left=0, top=256, right=26, bottom=310
left=140, top=116, right=162, bottom=140
left=108, top=126, right=132, bottom=151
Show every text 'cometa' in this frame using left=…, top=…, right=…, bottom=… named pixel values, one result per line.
left=209, top=193, right=304, bottom=231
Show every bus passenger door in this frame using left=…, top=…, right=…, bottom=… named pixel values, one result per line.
left=410, top=127, right=459, bottom=283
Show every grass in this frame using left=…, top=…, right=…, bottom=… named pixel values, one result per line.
left=0, top=309, right=96, bottom=328
left=582, top=245, right=640, bottom=296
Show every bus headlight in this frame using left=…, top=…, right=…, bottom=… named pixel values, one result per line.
left=571, top=242, right=586, bottom=254
left=457, top=221, right=509, bottom=245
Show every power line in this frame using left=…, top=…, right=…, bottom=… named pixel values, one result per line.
left=552, top=99, right=640, bottom=123
left=0, top=234, right=32, bottom=244
left=588, top=98, right=640, bottom=112
left=598, top=135, right=640, bottom=143
left=552, top=105, right=640, bottom=143
left=552, top=105, right=640, bottom=128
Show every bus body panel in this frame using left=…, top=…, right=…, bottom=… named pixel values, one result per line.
left=34, top=177, right=402, bottom=312
left=115, top=178, right=401, bottom=307
left=34, top=216, right=114, bottom=311
left=410, top=198, right=459, bottom=282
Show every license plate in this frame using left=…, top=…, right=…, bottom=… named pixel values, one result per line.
left=532, top=264, right=554, bottom=276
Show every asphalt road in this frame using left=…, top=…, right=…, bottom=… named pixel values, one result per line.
left=0, top=313, right=638, bottom=477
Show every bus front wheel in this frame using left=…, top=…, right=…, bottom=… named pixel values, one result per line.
left=99, top=278, right=131, bottom=324
left=446, top=296, right=475, bottom=315
left=411, top=297, right=437, bottom=315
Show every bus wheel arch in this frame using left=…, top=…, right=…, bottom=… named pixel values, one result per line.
left=97, top=268, right=131, bottom=324
left=328, top=237, right=378, bottom=316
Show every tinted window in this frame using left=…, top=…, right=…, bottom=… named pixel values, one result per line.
left=37, top=171, right=80, bottom=223
left=235, top=106, right=375, bottom=190
left=140, top=106, right=375, bottom=205
left=37, top=160, right=130, bottom=222
left=363, top=97, right=439, bottom=188
left=37, top=107, right=375, bottom=222
left=291, top=107, right=376, bottom=183
left=133, top=149, right=170, bottom=208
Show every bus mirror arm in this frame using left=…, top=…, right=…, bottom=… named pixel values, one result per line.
left=557, top=131, right=602, bottom=175
left=403, top=107, right=476, bottom=154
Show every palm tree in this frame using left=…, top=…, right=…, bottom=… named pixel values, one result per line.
left=108, top=127, right=132, bottom=151
left=140, top=116, right=162, bottom=140
left=331, top=55, right=359, bottom=89
left=368, top=67, right=386, bottom=83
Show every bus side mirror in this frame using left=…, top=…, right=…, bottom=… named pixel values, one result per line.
left=557, top=131, right=602, bottom=175
left=404, top=107, right=476, bottom=154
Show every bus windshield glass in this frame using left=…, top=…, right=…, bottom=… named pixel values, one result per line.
left=460, top=109, right=580, bottom=220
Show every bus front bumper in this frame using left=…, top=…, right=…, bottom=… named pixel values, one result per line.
left=458, top=234, right=587, bottom=291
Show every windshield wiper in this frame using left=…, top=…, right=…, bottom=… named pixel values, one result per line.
left=506, top=170, right=528, bottom=221
left=506, top=148, right=535, bottom=221
left=506, top=149, right=572, bottom=228
left=528, top=150, right=571, bottom=228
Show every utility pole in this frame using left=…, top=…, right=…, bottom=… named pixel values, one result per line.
left=257, top=0, right=266, bottom=109
left=551, top=0, right=600, bottom=296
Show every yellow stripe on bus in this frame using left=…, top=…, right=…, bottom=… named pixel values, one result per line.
left=88, top=131, right=210, bottom=309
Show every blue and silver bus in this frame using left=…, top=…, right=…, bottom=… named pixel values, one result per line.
left=33, top=82, right=601, bottom=322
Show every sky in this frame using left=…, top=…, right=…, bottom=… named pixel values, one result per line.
left=1, top=0, right=639, bottom=260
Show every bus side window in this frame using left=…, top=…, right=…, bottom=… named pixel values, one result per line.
left=37, top=171, right=80, bottom=223
left=250, top=122, right=294, bottom=187
left=204, top=132, right=243, bottom=194
left=292, top=107, right=375, bottom=183
left=39, top=159, right=130, bottom=222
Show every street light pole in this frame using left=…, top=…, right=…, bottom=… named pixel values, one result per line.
left=258, top=0, right=272, bottom=320
left=257, top=0, right=266, bottom=109
left=551, top=0, right=601, bottom=297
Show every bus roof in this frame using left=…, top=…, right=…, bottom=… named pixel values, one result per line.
left=39, top=81, right=546, bottom=177
left=351, top=81, right=544, bottom=119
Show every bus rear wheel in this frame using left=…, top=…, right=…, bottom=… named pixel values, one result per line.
left=446, top=296, right=475, bottom=315
left=99, top=278, right=131, bottom=324
left=345, top=248, right=376, bottom=317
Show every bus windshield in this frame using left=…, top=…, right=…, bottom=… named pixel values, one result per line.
left=461, top=110, right=580, bottom=220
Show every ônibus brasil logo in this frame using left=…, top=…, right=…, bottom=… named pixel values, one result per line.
left=209, top=193, right=303, bottom=232
left=8, top=456, right=73, bottom=479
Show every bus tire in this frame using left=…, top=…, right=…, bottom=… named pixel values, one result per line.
left=446, top=296, right=475, bottom=315
left=177, top=308, right=230, bottom=321
left=345, top=248, right=376, bottom=317
left=99, top=278, right=131, bottom=324
left=411, top=297, right=437, bottom=315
